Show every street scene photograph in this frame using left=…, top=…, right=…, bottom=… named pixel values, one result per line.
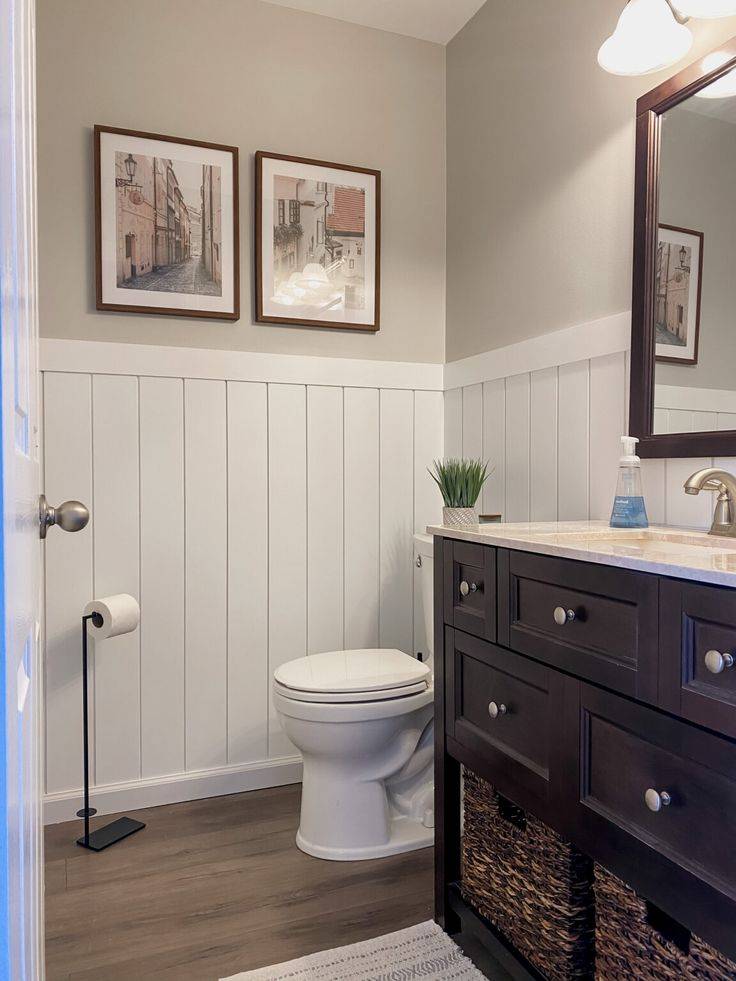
left=270, top=175, right=367, bottom=315
left=115, top=151, right=222, bottom=297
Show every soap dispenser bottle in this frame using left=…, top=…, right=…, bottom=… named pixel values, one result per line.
left=610, top=436, right=648, bottom=529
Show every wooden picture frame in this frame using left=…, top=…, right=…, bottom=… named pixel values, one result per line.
left=654, top=224, right=703, bottom=367
left=629, top=34, right=736, bottom=458
left=255, top=151, right=381, bottom=332
left=94, top=124, right=240, bottom=320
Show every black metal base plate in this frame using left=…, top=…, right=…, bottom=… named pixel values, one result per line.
left=76, top=816, right=145, bottom=852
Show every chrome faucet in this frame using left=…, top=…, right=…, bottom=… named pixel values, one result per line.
left=684, top=468, right=736, bottom=537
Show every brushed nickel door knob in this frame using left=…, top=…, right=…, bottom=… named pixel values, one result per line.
left=39, top=495, right=90, bottom=540
left=705, top=649, right=734, bottom=674
left=644, top=788, right=671, bottom=812
left=488, top=701, right=507, bottom=719
left=460, top=580, right=479, bottom=597
left=554, top=606, right=576, bottom=625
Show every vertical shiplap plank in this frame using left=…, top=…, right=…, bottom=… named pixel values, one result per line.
left=557, top=361, right=590, bottom=520
left=444, top=387, right=462, bottom=459
left=667, top=410, right=694, bottom=434
left=505, top=373, right=530, bottom=522
left=344, top=388, right=379, bottom=650
left=414, top=390, right=443, bottom=534
left=462, top=384, right=483, bottom=459
left=44, top=373, right=93, bottom=793
left=641, top=460, right=666, bottom=525
left=269, top=384, right=307, bottom=757
left=139, top=377, right=185, bottom=778
left=380, top=389, right=414, bottom=652
left=665, top=458, right=712, bottom=529
left=307, top=386, right=344, bottom=655
left=589, top=353, right=626, bottom=520
left=482, top=379, right=505, bottom=518
left=227, top=382, right=268, bottom=765
left=414, top=391, right=443, bottom=658
left=717, top=413, right=736, bottom=431
left=530, top=367, right=558, bottom=521
left=653, top=408, right=668, bottom=436
left=92, top=375, right=141, bottom=785
left=184, top=379, right=227, bottom=771
left=692, top=411, right=717, bottom=433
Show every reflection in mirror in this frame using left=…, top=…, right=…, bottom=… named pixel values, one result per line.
left=653, top=64, right=736, bottom=436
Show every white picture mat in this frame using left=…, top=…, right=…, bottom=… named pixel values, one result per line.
left=260, top=156, right=377, bottom=325
left=655, top=225, right=701, bottom=362
left=99, top=131, right=235, bottom=313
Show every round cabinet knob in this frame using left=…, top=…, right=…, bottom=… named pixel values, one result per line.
left=644, top=788, right=671, bottom=812
left=488, top=701, right=507, bottom=719
left=705, top=649, right=735, bottom=675
left=39, top=495, right=90, bottom=540
left=554, top=606, right=576, bottom=626
left=460, top=580, right=479, bottom=597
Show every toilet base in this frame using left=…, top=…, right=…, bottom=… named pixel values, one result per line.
left=296, top=814, right=433, bottom=862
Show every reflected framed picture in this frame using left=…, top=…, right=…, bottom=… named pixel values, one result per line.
left=94, top=125, right=239, bottom=319
left=255, top=151, right=380, bottom=331
left=654, top=224, right=703, bottom=365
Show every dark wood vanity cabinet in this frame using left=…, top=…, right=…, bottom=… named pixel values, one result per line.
left=434, top=535, right=736, bottom=969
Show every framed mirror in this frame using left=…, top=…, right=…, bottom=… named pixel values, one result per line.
left=630, top=36, right=736, bottom=458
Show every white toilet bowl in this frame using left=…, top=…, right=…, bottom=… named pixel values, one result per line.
left=273, top=533, right=436, bottom=861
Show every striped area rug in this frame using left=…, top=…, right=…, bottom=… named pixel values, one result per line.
left=222, top=920, right=486, bottom=980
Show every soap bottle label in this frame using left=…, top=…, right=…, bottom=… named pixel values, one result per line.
left=610, top=495, right=648, bottom=528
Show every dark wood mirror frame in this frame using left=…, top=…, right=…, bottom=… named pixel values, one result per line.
left=630, top=35, right=736, bottom=459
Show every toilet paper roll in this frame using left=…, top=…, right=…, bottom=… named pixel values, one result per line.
left=84, top=594, right=140, bottom=639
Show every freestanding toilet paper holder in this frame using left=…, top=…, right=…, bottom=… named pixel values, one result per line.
left=76, top=612, right=145, bottom=851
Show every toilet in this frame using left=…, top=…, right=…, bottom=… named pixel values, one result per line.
left=273, top=533, right=435, bottom=861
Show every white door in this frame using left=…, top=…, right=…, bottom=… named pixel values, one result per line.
left=0, top=0, right=43, bottom=976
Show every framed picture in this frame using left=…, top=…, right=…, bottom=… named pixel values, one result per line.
left=94, top=125, right=239, bottom=319
left=654, top=224, right=703, bottom=365
left=255, top=151, right=380, bottom=331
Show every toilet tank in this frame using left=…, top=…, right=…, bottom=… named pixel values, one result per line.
left=413, top=533, right=434, bottom=665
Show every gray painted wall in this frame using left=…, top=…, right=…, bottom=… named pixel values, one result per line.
left=445, top=0, right=736, bottom=363
left=36, top=0, right=446, bottom=363
left=657, top=107, right=736, bottom=391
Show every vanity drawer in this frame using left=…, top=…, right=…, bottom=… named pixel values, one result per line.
left=446, top=627, right=561, bottom=814
left=569, top=683, right=736, bottom=957
left=660, top=579, right=736, bottom=740
left=498, top=550, right=658, bottom=702
left=443, top=540, right=496, bottom=641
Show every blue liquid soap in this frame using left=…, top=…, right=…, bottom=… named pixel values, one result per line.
left=610, top=436, right=649, bottom=529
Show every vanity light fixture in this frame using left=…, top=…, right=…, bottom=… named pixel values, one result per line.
left=671, top=0, right=736, bottom=16
left=598, top=0, right=693, bottom=76
left=693, top=52, right=736, bottom=94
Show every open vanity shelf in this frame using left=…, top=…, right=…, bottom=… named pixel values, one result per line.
left=432, top=524, right=736, bottom=979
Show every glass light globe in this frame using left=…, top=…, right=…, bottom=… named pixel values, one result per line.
left=598, top=0, right=693, bottom=76
left=672, top=0, right=736, bottom=17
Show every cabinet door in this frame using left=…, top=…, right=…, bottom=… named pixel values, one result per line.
left=564, top=681, right=736, bottom=962
left=443, top=540, right=496, bottom=642
left=660, top=578, right=736, bottom=740
left=498, top=549, right=658, bottom=703
left=446, top=627, right=567, bottom=819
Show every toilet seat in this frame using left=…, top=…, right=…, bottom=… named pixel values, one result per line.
left=274, top=648, right=430, bottom=705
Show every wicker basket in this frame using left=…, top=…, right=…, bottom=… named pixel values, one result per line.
left=461, top=768, right=595, bottom=980
left=595, top=864, right=736, bottom=980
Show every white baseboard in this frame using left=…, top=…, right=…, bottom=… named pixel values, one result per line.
left=43, top=755, right=303, bottom=825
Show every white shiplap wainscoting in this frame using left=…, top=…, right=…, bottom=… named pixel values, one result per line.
left=444, top=312, right=736, bottom=529
left=41, top=340, right=443, bottom=823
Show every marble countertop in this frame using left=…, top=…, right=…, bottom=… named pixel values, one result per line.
left=426, top=520, right=736, bottom=587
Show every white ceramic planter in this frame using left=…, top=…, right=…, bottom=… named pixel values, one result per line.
left=442, top=506, right=477, bottom=528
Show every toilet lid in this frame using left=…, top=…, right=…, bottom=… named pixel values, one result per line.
left=274, top=649, right=430, bottom=696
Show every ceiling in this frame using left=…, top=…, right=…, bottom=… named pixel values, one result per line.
left=260, top=0, right=487, bottom=44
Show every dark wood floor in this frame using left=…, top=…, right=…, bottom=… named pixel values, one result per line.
left=44, top=784, right=434, bottom=981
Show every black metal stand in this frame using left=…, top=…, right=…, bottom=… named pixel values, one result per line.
left=76, top=613, right=145, bottom=852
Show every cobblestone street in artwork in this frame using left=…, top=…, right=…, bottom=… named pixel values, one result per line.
left=121, top=256, right=221, bottom=296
